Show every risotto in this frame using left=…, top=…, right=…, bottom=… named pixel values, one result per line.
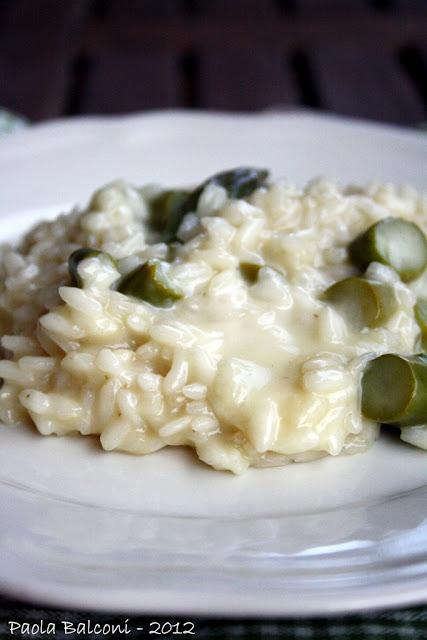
left=1, top=168, right=427, bottom=474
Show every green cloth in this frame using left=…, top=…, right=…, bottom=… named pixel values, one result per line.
left=0, top=109, right=27, bottom=135
left=0, top=596, right=427, bottom=639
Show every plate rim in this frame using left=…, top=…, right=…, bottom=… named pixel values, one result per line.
left=1, top=107, right=427, bottom=148
left=1, top=109, right=427, bottom=617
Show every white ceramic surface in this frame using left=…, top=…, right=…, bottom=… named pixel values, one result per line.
left=1, top=111, right=427, bottom=616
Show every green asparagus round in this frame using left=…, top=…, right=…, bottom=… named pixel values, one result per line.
left=349, top=217, right=427, bottom=281
left=323, top=277, right=397, bottom=330
left=118, top=258, right=183, bottom=308
left=361, top=353, right=427, bottom=426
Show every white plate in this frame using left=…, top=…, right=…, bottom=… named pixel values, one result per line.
left=1, top=110, right=427, bottom=617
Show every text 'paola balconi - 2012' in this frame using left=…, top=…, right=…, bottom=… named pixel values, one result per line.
left=8, top=619, right=196, bottom=636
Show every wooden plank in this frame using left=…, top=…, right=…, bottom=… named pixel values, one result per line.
left=296, top=0, right=368, bottom=12
left=81, top=51, right=180, bottom=113
left=86, top=15, right=427, bottom=52
left=196, top=0, right=277, bottom=16
left=412, top=47, right=427, bottom=108
left=417, top=46, right=427, bottom=68
left=0, top=0, right=90, bottom=120
left=100, top=0, right=182, bottom=17
left=395, top=0, right=427, bottom=8
left=0, top=0, right=82, bottom=28
left=198, top=48, right=298, bottom=110
left=308, top=46, right=426, bottom=124
left=0, top=1, right=11, bottom=24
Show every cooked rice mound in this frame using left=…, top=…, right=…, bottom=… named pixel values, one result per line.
left=1, top=177, right=426, bottom=473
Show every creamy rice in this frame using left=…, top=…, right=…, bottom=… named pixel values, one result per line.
left=1, top=176, right=426, bottom=474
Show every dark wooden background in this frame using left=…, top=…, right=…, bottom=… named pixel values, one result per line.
left=0, top=0, right=426, bottom=125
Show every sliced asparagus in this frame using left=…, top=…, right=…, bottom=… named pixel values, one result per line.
left=185, top=167, right=269, bottom=213
left=149, top=167, right=269, bottom=243
left=239, top=262, right=263, bottom=284
left=68, top=248, right=117, bottom=288
left=118, top=259, right=183, bottom=308
left=361, top=353, right=427, bottom=426
left=323, top=277, right=397, bottom=330
left=349, top=217, right=427, bottom=282
left=149, top=190, right=191, bottom=243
